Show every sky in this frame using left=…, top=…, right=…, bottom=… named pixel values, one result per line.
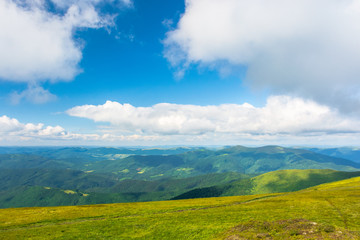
left=1, top=0, right=360, bottom=146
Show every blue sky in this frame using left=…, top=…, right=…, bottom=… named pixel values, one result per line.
left=1, top=0, right=360, bottom=146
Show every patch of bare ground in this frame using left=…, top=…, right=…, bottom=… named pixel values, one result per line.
left=222, top=219, right=359, bottom=240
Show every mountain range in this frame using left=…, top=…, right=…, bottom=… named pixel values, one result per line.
left=1, top=145, right=360, bottom=208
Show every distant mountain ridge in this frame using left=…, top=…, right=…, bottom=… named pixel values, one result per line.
left=78, top=145, right=360, bottom=179
left=305, top=147, right=360, bottom=163
left=1, top=145, right=359, bottom=182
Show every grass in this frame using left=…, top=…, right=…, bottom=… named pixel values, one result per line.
left=0, top=177, right=360, bottom=239
left=221, top=219, right=357, bottom=239
left=173, top=169, right=360, bottom=200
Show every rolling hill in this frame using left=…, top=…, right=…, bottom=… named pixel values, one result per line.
left=173, top=169, right=360, bottom=199
left=0, top=170, right=249, bottom=208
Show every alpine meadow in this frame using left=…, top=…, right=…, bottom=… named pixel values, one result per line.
left=1, top=0, right=360, bottom=239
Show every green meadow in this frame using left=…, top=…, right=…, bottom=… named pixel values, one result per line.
left=1, top=176, right=359, bottom=239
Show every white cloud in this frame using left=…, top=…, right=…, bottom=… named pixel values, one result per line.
left=0, top=115, right=67, bottom=139
left=0, top=0, right=110, bottom=82
left=0, top=114, right=107, bottom=145
left=164, top=0, right=360, bottom=112
left=3, top=94, right=360, bottom=146
left=0, top=115, right=166, bottom=145
left=67, top=96, right=360, bottom=137
left=0, top=0, right=131, bottom=103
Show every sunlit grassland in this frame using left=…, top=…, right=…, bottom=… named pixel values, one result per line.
left=1, top=177, right=359, bottom=239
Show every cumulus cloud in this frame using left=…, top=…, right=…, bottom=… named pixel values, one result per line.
left=164, top=0, right=360, bottom=112
left=67, top=96, right=360, bottom=137
left=0, top=115, right=69, bottom=140
left=0, top=0, right=114, bottom=82
left=0, top=0, right=131, bottom=103
left=0, top=114, right=102, bottom=144
left=4, top=95, right=360, bottom=145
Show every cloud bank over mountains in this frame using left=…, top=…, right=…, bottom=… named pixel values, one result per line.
left=64, top=96, right=360, bottom=145
left=3, top=95, right=360, bottom=145
left=66, top=96, right=360, bottom=136
left=164, top=0, right=360, bottom=112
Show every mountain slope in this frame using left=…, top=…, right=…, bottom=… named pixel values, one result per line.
left=0, top=169, right=118, bottom=192
left=172, top=169, right=360, bottom=199
left=0, top=170, right=249, bottom=208
left=0, top=186, right=148, bottom=208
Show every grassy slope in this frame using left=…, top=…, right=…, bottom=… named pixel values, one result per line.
left=173, top=169, right=360, bottom=199
left=0, top=177, right=359, bottom=239
left=250, top=168, right=360, bottom=194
